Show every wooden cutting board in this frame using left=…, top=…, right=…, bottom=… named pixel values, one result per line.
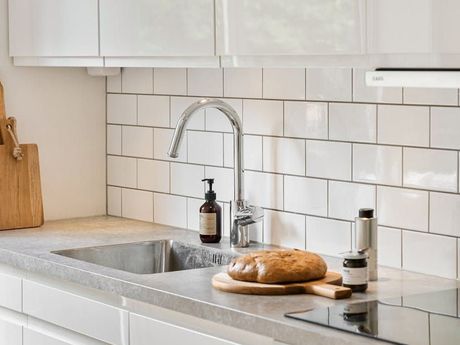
left=0, top=82, right=44, bottom=230
left=212, top=271, right=352, bottom=299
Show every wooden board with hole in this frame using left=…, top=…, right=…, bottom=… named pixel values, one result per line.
left=0, top=82, right=44, bottom=230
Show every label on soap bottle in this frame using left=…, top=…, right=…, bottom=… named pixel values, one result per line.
left=200, top=213, right=217, bottom=235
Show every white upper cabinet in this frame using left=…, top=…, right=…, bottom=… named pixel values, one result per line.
left=99, top=0, right=215, bottom=57
left=216, top=0, right=366, bottom=56
left=367, top=0, right=460, bottom=54
left=9, top=0, right=99, bottom=57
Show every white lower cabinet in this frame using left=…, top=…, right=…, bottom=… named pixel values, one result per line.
left=23, top=280, right=129, bottom=345
left=23, top=328, right=70, bottom=345
left=0, top=272, right=22, bottom=312
left=0, top=318, right=22, bottom=345
left=130, top=313, right=241, bottom=345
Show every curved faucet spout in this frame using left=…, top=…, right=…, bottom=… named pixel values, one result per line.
left=167, top=98, right=244, bottom=202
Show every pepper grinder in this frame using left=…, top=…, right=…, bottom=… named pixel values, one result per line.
left=354, top=208, right=378, bottom=281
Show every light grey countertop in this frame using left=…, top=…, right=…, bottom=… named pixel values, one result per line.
left=0, top=216, right=457, bottom=345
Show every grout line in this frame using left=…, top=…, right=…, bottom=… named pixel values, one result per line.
left=350, top=68, right=354, bottom=102
left=429, top=106, right=432, bottom=147
left=106, top=91, right=460, bottom=108
left=326, top=102, right=330, bottom=140
left=106, top=153, right=460, bottom=197
left=110, top=184, right=460, bottom=240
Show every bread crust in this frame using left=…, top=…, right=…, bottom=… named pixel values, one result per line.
left=227, top=249, right=327, bottom=283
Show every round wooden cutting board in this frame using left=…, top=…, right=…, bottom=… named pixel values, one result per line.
left=212, top=271, right=352, bottom=299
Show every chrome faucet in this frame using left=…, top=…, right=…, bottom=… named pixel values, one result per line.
left=167, top=98, right=263, bottom=248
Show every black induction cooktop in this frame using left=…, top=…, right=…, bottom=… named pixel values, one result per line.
left=285, top=288, right=460, bottom=345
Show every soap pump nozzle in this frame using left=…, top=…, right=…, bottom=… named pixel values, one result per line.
left=202, top=178, right=216, bottom=201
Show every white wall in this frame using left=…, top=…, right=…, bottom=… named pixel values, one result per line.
left=106, top=67, right=460, bottom=280
left=0, top=0, right=106, bottom=220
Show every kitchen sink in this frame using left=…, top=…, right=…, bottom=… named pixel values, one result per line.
left=52, top=240, right=239, bottom=274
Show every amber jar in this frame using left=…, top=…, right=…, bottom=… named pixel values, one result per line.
left=342, top=252, right=368, bottom=293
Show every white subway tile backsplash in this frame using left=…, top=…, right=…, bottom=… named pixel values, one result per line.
left=263, top=68, right=305, bottom=100
left=403, top=231, right=457, bottom=279
left=137, top=95, right=169, bottom=128
left=352, top=68, right=402, bottom=104
left=107, top=67, right=460, bottom=280
left=264, top=210, right=306, bottom=249
left=263, top=137, right=305, bottom=175
left=353, top=144, right=402, bottom=186
left=107, top=156, right=137, bottom=188
left=107, top=186, right=122, bottom=217
left=187, top=131, right=223, bottom=166
left=329, top=103, right=377, bottom=143
left=378, top=226, right=402, bottom=268
left=430, top=192, right=460, bottom=237
left=153, top=128, right=187, bottom=162
left=138, top=159, right=169, bottom=193
left=205, top=98, right=242, bottom=133
left=153, top=68, right=187, bottom=95
left=378, top=105, right=430, bottom=147
left=306, top=217, right=352, bottom=256
left=244, top=171, right=283, bottom=210
left=328, top=181, right=376, bottom=221
left=403, top=148, right=457, bottom=192
left=284, top=102, right=328, bottom=139
left=107, top=125, right=122, bottom=155
left=187, top=69, right=223, bottom=97
left=153, top=193, right=187, bottom=228
left=377, top=186, right=428, bottom=231
left=306, top=141, right=351, bottom=180
left=107, top=94, right=137, bottom=125
left=243, top=99, right=283, bottom=136
left=121, top=188, right=153, bottom=222
left=306, top=68, right=352, bottom=102
left=107, top=73, right=122, bottom=93
left=170, top=163, right=204, bottom=198
left=284, top=176, right=327, bottom=216
left=403, top=88, right=458, bottom=106
left=431, top=107, right=460, bottom=149
left=121, top=68, right=153, bottom=94
left=224, top=68, right=262, bottom=99
left=205, top=166, right=234, bottom=202
left=170, top=96, right=204, bottom=130
left=122, top=126, right=153, bottom=158
left=244, top=135, right=263, bottom=171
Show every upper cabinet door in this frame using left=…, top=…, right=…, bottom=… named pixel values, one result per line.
left=367, top=0, right=460, bottom=54
left=8, top=0, right=99, bottom=57
left=100, top=0, right=215, bottom=57
left=216, top=0, right=366, bottom=56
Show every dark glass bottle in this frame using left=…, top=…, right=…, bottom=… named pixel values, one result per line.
left=199, top=179, right=222, bottom=243
left=342, top=252, right=368, bottom=293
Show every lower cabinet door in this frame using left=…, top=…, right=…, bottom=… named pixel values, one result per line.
left=23, top=280, right=129, bottom=345
left=24, top=328, right=70, bottom=345
left=0, top=319, right=22, bottom=345
left=130, top=313, right=240, bottom=345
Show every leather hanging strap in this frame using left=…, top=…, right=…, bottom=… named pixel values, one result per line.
left=6, top=117, right=23, bottom=160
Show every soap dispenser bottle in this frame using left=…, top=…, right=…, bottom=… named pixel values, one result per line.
left=199, top=178, right=222, bottom=243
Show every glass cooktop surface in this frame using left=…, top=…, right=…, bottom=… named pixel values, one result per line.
left=285, top=288, right=460, bottom=345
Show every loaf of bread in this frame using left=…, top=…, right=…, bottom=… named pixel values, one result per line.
left=227, top=249, right=327, bottom=284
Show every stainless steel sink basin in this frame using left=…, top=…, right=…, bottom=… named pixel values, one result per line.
left=52, top=240, right=239, bottom=274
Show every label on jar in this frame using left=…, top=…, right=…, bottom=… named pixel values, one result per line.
left=342, top=267, right=368, bottom=285
left=199, top=213, right=217, bottom=235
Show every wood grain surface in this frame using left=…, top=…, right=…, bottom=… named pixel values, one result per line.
left=0, top=82, right=44, bottom=230
left=212, top=271, right=352, bottom=299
